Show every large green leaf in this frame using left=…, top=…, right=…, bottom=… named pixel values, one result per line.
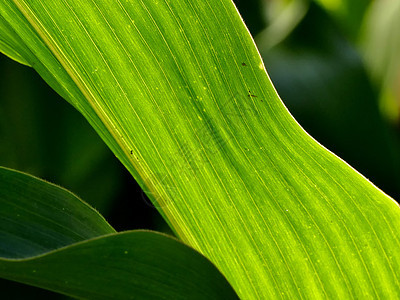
left=1, top=0, right=400, bottom=298
left=0, top=166, right=238, bottom=299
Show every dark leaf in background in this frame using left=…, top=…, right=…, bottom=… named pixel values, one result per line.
left=0, top=167, right=238, bottom=299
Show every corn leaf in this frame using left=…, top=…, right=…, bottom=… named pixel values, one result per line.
left=1, top=0, right=400, bottom=298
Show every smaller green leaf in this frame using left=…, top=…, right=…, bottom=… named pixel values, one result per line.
left=0, top=166, right=115, bottom=259
left=0, top=167, right=238, bottom=299
left=0, top=231, right=239, bottom=300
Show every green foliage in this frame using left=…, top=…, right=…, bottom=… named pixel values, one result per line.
left=0, top=166, right=115, bottom=259
left=1, top=0, right=399, bottom=299
left=0, top=167, right=238, bottom=299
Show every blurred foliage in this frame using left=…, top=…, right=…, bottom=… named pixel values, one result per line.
left=361, top=0, right=400, bottom=124
left=313, top=0, right=372, bottom=39
left=257, top=0, right=310, bottom=50
left=1, top=0, right=400, bottom=297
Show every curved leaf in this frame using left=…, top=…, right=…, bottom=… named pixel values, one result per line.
left=0, top=166, right=238, bottom=299
left=1, top=0, right=400, bottom=298
left=0, top=166, right=115, bottom=259
left=0, top=231, right=238, bottom=300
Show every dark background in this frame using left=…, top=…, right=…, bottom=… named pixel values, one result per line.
left=1, top=0, right=399, bottom=298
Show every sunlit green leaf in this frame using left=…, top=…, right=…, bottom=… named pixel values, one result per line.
left=1, top=0, right=400, bottom=298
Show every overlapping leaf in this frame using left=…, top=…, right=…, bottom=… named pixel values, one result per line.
left=0, top=167, right=238, bottom=299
